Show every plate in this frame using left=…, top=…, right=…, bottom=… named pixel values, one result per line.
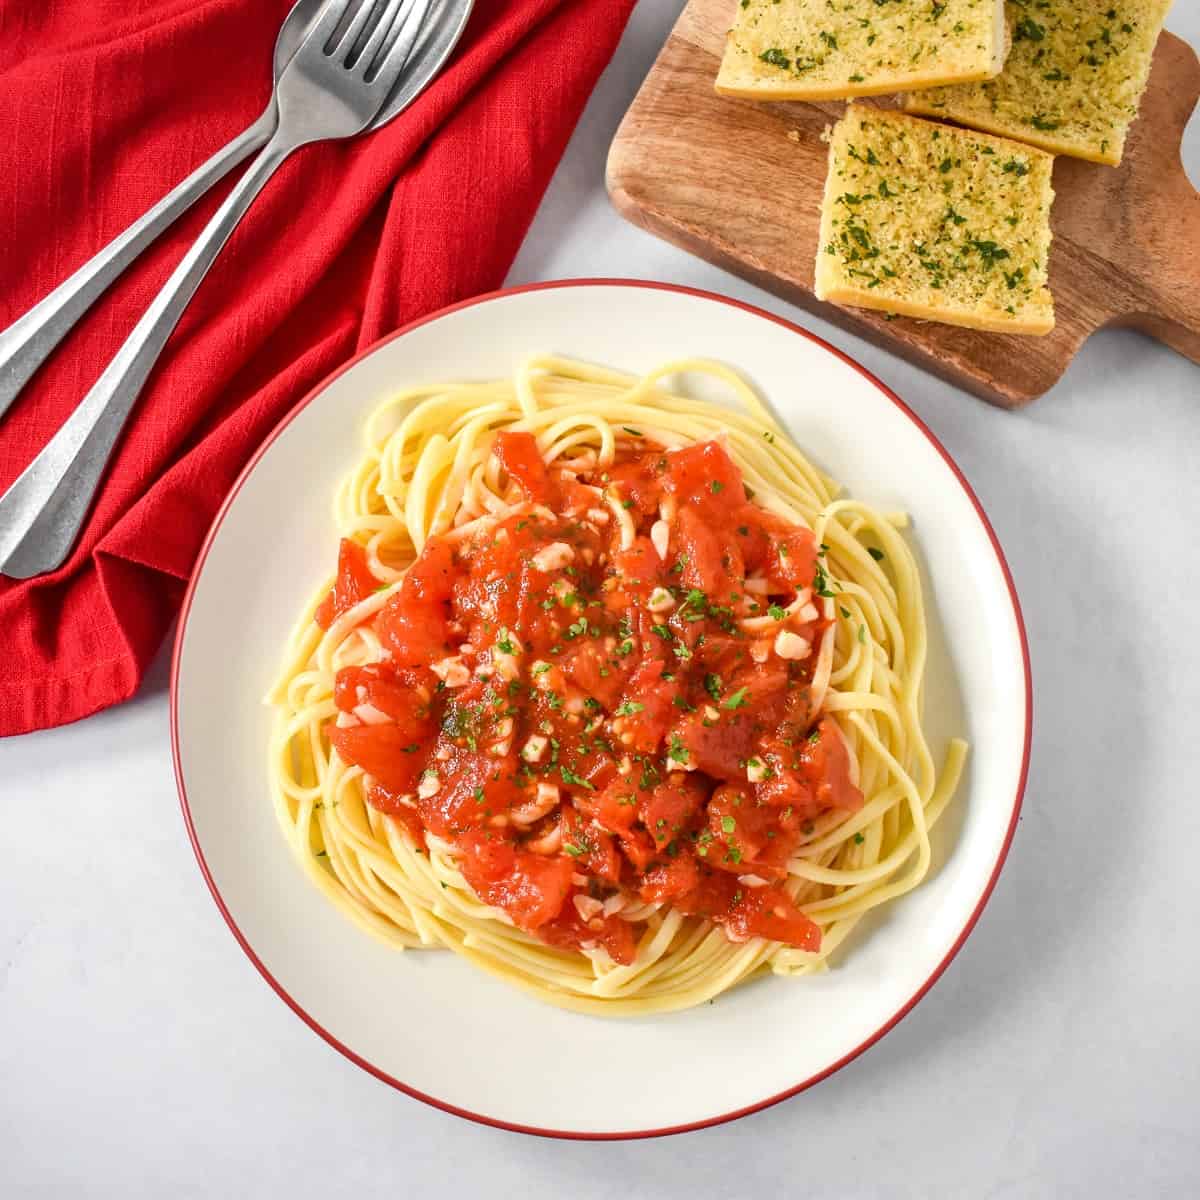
left=171, top=280, right=1030, bottom=1138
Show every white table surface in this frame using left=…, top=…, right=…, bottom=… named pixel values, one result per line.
left=4, top=4, right=1199, bottom=1195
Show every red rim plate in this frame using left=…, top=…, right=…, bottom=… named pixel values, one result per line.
left=170, top=278, right=1032, bottom=1140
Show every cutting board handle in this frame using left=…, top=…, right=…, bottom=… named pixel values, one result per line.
left=1113, top=155, right=1200, bottom=364
left=1059, top=33, right=1200, bottom=366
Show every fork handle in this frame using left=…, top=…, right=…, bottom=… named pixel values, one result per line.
left=0, top=106, right=276, bottom=424
left=0, top=128, right=299, bottom=579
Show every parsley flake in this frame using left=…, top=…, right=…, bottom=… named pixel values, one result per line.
left=560, top=766, right=595, bottom=791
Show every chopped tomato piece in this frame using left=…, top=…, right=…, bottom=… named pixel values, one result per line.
left=765, top=524, right=818, bottom=592
left=561, top=807, right=622, bottom=883
left=729, top=506, right=772, bottom=573
left=672, top=665, right=789, bottom=781
left=333, top=663, right=434, bottom=721
left=675, top=507, right=742, bottom=599
left=706, top=784, right=796, bottom=878
left=416, top=748, right=521, bottom=838
left=612, top=535, right=663, bottom=594
left=692, top=633, right=755, bottom=679
left=579, top=778, right=641, bottom=835
left=639, top=849, right=700, bottom=903
left=673, top=865, right=739, bottom=918
left=578, top=750, right=619, bottom=794
left=315, top=539, right=378, bottom=629
left=558, top=478, right=601, bottom=516
left=795, top=718, right=864, bottom=813
left=616, top=658, right=680, bottom=753
left=561, top=640, right=627, bottom=709
left=732, top=506, right=817, bottom=592
left=607, top=455, right=664, bottom=517
left=329, top=722, right=427, bottom=793
left=379, top=540, right=456, bottom=666
left=618, top=827, right=660, bottom=873
left=541, top=905, right=637, bottom=965
left=725, top=885, right=821, bottom=952
left=639, top=773, right=705, bottom=851
left=493, top=431, right=551, bottom=502
left=754, top=737, right=819, bottom=819
left=456, top=830, right=573, bottom=930
left=665, top=440, right=743, bottom=516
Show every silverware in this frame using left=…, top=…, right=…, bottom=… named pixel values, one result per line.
left=0, top=0, right=471, bottom=427
left=0, top=0, right=468, bottom=580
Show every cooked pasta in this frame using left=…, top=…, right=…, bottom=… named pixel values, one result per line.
left=267, top=355, right=966, bottom=1015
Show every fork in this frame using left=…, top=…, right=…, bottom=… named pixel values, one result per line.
left=0, top=0, right=435, bottom=580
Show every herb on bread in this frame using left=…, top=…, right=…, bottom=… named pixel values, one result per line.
left=716, top=0, right=1007, bottom=102
left=814, top=105, right=1056, bottom=335
left=904, top=0, right=1173, bottom=165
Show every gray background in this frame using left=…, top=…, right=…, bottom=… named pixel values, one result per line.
left=4, top=3, right=1199, bottom=1196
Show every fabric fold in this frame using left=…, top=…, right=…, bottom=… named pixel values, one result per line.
left=0, top=0, right=636, bottom=735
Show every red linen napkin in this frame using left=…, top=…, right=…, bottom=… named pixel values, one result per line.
left=0, top=0, right=636, bottom=736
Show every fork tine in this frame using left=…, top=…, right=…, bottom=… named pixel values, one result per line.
left=330, top=0, right=389, bottom=61
left=301, top=0, right=357, bottom=56
left=367, top=0, right=435, bottom=87
left=355, top=0, right=414, bottom=75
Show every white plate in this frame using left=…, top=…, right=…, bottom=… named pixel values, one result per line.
left=172, top=281, right=1030, bottom=1138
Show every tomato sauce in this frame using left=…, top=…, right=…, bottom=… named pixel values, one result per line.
left=323, top=433, right=862, bottom=963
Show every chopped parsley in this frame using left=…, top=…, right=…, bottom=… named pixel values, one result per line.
left=971, top=239, right=1011, bottom=268
left=813, top=562, right=835, bottom=598
left=722, top=687, right=749, bottom=711
left=560, top=765, right=595, bottom=791
left=1013, top=16, right=1046, bottom=42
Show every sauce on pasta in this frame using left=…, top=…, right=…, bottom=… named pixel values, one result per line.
left=319, top=434, right=863, bottom=965
left=268, top=355, right=968, bottom=1015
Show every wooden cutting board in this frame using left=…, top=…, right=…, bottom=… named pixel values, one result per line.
left=607, top=0, right=1200, bottom=407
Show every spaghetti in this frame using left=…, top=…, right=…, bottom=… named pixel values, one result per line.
left=267, top=356, right=966, bottom=1015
